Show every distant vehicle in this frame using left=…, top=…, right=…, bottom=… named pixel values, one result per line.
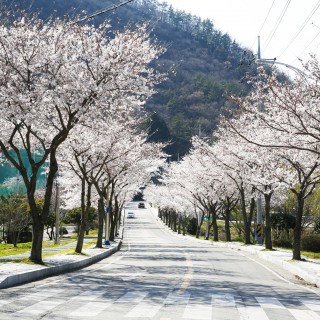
left=127, top=211, right=135, bottom=219
left=138, top=202, right=145, bottom=209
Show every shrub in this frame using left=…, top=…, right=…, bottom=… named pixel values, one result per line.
left=301, top=234, right=320, bottom=253
left=273, top=239, right=292, bottom=249
left=187, top=217, right=198, bottom=235
left=271, top=212, right=295, bottom=239
left=313, top=217, right=320, bottom=234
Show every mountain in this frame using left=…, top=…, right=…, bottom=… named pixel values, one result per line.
left=0, top=0, right=258, bottom=162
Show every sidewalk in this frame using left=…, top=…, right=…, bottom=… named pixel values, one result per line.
left=155, top=216, right=320, bottom=289
left=0, top=237, right=122, bottom=289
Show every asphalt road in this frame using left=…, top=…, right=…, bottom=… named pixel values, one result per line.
left=0, top=208, right=320, bottom=320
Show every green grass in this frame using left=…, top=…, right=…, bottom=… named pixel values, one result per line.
left=301, top=251, right=320, bottom=260
left=0, top=242, right=32, bottom=256
left=0, top=239, right=73, bottom=257
left=0, top=234, right=98, bottom=262
left=68, top=229, right=98, bottom=239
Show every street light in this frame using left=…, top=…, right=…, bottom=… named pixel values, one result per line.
left=255, top=51, right=308, bottom=246
left=255, top=58, right=308, bottom=79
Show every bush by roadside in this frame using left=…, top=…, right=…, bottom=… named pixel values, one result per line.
left=301, top=234, right=320, bottom=253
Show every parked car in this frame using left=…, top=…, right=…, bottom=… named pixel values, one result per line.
left=127, top=211, right=135, bottom=219
left=138, top=202, right=145, bottom=209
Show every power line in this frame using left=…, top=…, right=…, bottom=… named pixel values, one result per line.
left=263, top=0, right=291, bottom=52
left=250, top=0, right=276, bottom=51
left=258, top=0, right=276, bottom=36
left=292, top=23, right=320, bottom=64
left=277, top=0, right=320, bottom=59
left=70, top=0, right=135, bottom=25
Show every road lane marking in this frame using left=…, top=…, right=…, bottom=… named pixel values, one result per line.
left=182, top=304, right=211, bottom=320
left=16, top=300, right=62, bottom=316
left=18, top=289, right=63, bottom=301
left=237, top=306, right=269, bottom=320
left=70, top=301, right=112, bottom=317
left=179, top=253, right=193, bottom=293
left=288, top=309, right=320, bottom=320
left=125, top=301, right=163, bottom=318
left=256, top=296, right=286, bottom=309
left=164, top=292, right=190, bottom=305
left=115, top=291, right=148, bottom=303
left=212, top=293, right=235, bottom=307
left=301, top=299, right=320, bottom=311
left=237, top=252, right=293, bottom=285
left=69, top=290, right=105, bottom=301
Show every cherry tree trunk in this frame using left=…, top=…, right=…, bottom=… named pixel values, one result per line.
left=76, top=180, right=91, bottom=253
left=224, top=206, right=232, bottom=242
left=29, top=151, right=58, bottom=263
left=96, top=196, right=104, bottom=248
left=212, top=214, right=218, bottom=241
left=31, top=220, right=44, bottom=263
left=292, top=195, right=304, bottom=260
left=264, top=193, right=272, bottom=250
left=110, top=208, right=117, bottom=242
left=239, top=188, right=252, bottom=245
left=110, top=196, right=120, bottom=240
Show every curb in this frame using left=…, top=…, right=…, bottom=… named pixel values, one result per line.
left=0, top=238, right=122, bottom=289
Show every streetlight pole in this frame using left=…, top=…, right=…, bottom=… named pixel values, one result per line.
left=256, top=37, right=263, bottom=245
left=254, top=39, right=307, bottom=246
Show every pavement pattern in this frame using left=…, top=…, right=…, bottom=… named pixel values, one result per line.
left=0, top=207, right=319, bottom=320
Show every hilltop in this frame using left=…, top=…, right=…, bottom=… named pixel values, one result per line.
left=0, top=0, right=260, bottom=185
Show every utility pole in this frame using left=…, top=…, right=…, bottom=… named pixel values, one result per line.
left=256, top=36, right=263, bottom=245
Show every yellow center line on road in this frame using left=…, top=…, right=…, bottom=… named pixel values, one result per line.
left=178, top=252, right=193, bottom=293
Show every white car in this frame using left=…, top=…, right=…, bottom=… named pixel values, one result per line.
left=127, top=211, right=135, bottom=219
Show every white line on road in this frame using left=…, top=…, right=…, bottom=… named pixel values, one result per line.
left=69, top=290, right=105, bottom=301
left=16, top=300, right=62, bottom=316
left=212, top=293, right=235, bottom=307
left=125, top=301, right=163, bottom=318
left=300, top=299, right=320, bottom=312
left=288, top=308, right=320, bottom=320
left=183, top=304, right=212, bottom=320
left=18, top=289, right=64, bottom=301
left=256, top=296, right=286, bottom=309
left=237, top=252, right=293, bottom=285
left=164, top=292, right=190, bottom=305
left=237, top=306, right=270, bottom=320
left=115, top=291, right=148, bottom=304
left=70, top=301, right=112, bottom=317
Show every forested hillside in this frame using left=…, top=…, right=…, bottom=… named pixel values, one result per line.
left=0, top=0, right=258, bottom=184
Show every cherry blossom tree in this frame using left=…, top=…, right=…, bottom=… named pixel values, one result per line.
left=221, top=63, right=320, bottom=259
left=59, top=115, right=167, bottom=250
left=0, top=16, right=165, bottom=263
